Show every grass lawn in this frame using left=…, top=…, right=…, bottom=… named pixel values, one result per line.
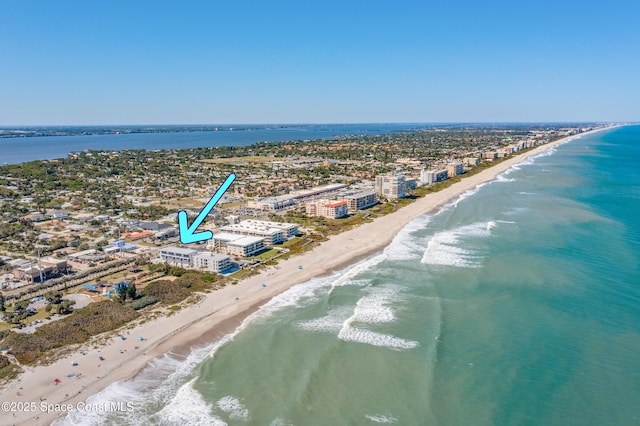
left=253, top=249, right=279, bottom=261
left=279, top=237, right=302, bottom=248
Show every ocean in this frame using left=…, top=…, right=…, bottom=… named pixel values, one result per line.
left=58, top=126, right=640, bottom=425
left=0, top=123, right=429, bottom=165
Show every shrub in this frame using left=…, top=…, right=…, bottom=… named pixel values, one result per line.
left=3, top=301, right=139, bottom=364
left=143, top=280, right=189, bottom=304
left=0, top=354, right=11, bottom=369
left=126, top=296, right=158, bottom=310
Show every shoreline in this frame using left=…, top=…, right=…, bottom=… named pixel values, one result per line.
left=0, top=126, right=615, bottom=425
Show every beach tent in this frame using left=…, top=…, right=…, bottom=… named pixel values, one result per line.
left=261, top=283, right=267, bottom=287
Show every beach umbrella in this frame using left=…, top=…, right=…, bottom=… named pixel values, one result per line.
left=139, top=336, right=144, bottom=341
left=261, top=283, right=267, bottom=287
left=54, top=378, right=61, bottom=384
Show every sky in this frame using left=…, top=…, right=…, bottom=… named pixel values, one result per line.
left=1, top=0, right=639, bottom=125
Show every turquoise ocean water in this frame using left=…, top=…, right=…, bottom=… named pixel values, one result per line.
left=60, top=126, right=640, bottom=425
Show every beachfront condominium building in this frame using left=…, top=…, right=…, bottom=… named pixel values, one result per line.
left=220, top=220, right=289, bottom=245
left=192, top=251, right=232, bottom=273
left=375, top=174, right=406, bottom=200
left=484, top=151, right=498, bottom=160
left=159, top=246, right=198, bottom=267
left=219, top=219, right=298, bottom=244
left=159, top=246, right=232, bottom=272
left=211, top=232, right=265, bottom=257
left=342, top=190, right=377, bottom=212
left=242, top=219, right=299, bottom=238
left=305, top=200, right=349, bottom=219
left=448, top=162, right=465, bottom=177
left=246, top=184, right=348, bottom=212
left=247, top=196, right=296, bottom=211
left=420, top=169, right=449, bottom=185
left=463, top=157, right=480, bottom=167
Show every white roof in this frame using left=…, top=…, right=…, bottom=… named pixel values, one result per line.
left=231, top=236, right=264, bottom=246
left=159, top=246, right=198, bottom=255
left=212, top=232, right=246, bottom=242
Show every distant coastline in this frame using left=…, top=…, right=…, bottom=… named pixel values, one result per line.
left=0, top=122, right=615, bottom=139
left=0, top=123, right=432, bottom=165
left=0, top=122, right=616, bottom=165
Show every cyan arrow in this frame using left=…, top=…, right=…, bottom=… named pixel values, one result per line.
left=178, top=173, right=236, bottom=244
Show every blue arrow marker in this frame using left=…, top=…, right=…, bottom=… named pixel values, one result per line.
left=178, top=173, right=236, bottom=244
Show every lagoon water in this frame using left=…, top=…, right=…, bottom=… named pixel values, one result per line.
left=60, top=126, right=640, bottom=425
left=0, top=123, right=429, bottom=165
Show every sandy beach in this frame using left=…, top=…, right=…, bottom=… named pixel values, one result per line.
left=0, top=127, right=612, bottom=426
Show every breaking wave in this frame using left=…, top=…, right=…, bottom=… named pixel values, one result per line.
left=421, top=221, right=494, bottom=268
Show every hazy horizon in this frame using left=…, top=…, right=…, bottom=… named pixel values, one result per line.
left=0, top=120, right=628, bottom=128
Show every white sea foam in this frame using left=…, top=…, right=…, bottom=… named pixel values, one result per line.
left=58, top=289, right=283, bottom=425
left=452, top=184, right=484, bottom=207
left=421, top=221, right=492, bottom=268
left=55, top=344, right=221, bottom=425
left=438, top=182, right=488, bottom=214
left=487, top=219, right=516, bottom=231
left=339, top=326, right=419, bottom=350
left=269, top=419, right=293, bottom=426
left=383, top=215, right=431, bottom=260
left=351, top=287, right=397, bottom=324
left=297, top=306, right=353, bottom=333
left=328, top=253, right=387, bottom=292
left=338, top=287, right=418, bottom=350
left=155, top=380, right=227, bottom=425
left=256, top=276, right=331, bottom=316
left=366, top=414, right=399, bottom=423
left=60, top=253, right=411, bottom=424
left=216, top=395, right=251, bottom=421
left=495, top=174, right=516, bottom=183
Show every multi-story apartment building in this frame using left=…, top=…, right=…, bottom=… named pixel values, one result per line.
left=375, top=174, right=406, bottom=200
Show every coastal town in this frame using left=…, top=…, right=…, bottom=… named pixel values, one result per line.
left=0, top=124, right=597, bottom=382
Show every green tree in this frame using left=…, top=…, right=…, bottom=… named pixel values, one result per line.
left=45, top=291, right=63, bottom=305
left=126, top=284, right=137, bottom=300
left=56, top=299, right=75, bottom=315
left=116, top=283, right=129, bottom=303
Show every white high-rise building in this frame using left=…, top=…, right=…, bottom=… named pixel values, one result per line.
left=375, top=174, right=406, bottom=200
